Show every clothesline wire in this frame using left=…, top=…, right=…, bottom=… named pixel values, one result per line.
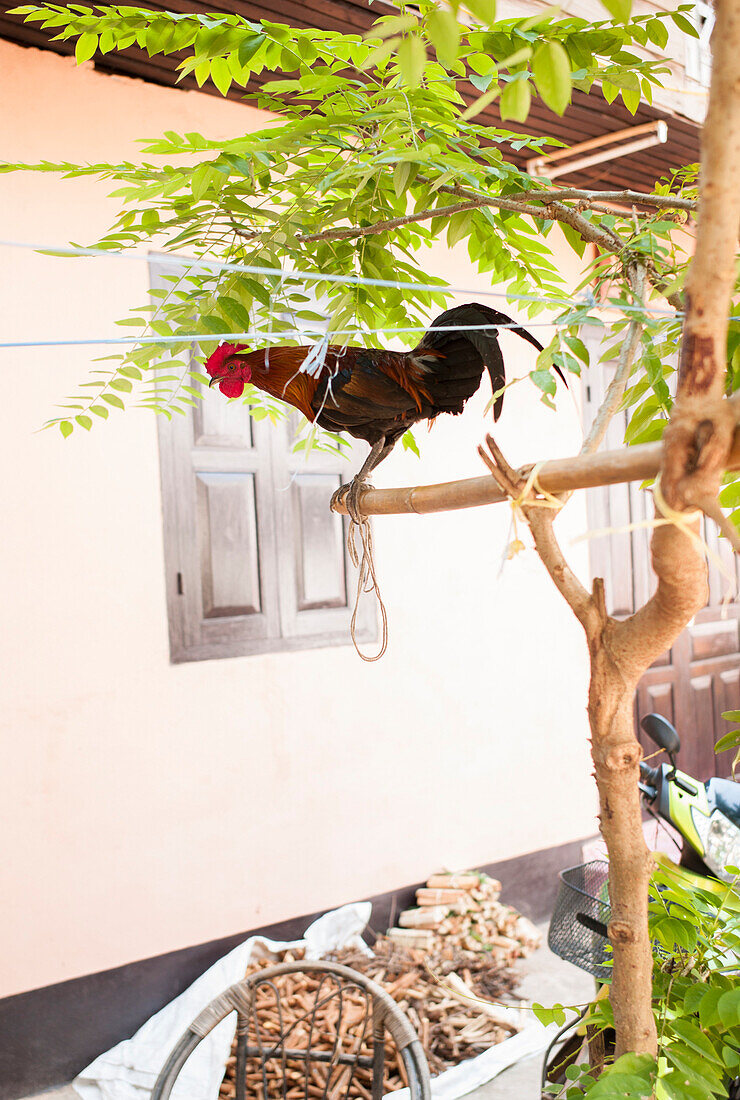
left=2, top=319, right=576, bottom=350
left=0, top=237, right=685, bottom=319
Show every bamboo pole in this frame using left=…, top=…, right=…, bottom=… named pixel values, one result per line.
left=332, top=419, right=740, bottom=517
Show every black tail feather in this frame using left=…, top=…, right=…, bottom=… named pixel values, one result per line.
left=418, top=302, right=567, bottom=420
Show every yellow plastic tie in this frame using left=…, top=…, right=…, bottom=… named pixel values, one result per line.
left=572, top=475, right=737, bottom=609
left=506, top=461, right=564, bottom=558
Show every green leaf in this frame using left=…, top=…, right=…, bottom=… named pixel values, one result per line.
left=191, top=162, right=217, bottom=200
left=560, top=220, right=588, bottom=257
left=564, top=335, right=589, bottom=364
left=101, top=393, right=125, bottom=410
left=599, top=0, right=631, bottom=21
left=531, top=1002, right=567, bottom=1027
left=75, top=32, right=98, bottom=64
left=464, top=0, right=496, bottom=25
left=200, top=314, right=229, bottom=334
left=717, top=987, right=740, bottom=1027
left=532, top=40, right=572, bottom=116
left=498, top=45, right=533, bottom=70
left=401, top=429, right=420, bottom=457
left=672, top=12, right=700, bottom=38
left=393, top=160, right=415, bottom=198
left=500, top=78, right=531, bottom=123
left=602, top=79, right=619, bottom=104
left=671, top=1017, right=725, bottom=1064
left=530, top=369, right=556, bottom=397
left=446, top=209, right=472, bottom=248
left=723, top=1045, right=740, bottom=1070
left=209, top=56, right=232, bottom=96
left=367, top=14, right=419, bottom=40
left=59, top=420, right=74, bottom=438
left=238, top=33, right=266, bottom=66
left=397, top=35, right=426, bottom=88
left=426, top=8, right=460, bottom=69
left=646, top=19, right=668, bottom=50
left=588, top=1052, right=655, bottom=1098
left=75, top=415, right=92, bottom=430
left=715, top=730, right=740, bottom=754
left=682, top=984, right=709, bottom=1015
left=460, top=84, right=501, bottom=121
left=699, top=987, right=724, bottom=1028
left=622, top=85, right=641, bottom=115
left=470, top=67, right=493, bottom=92
left=359, top=36, right=400, bottom=70
left=668, top=1049, right=724, bottom=1094
left=468, top=52, right=497, bottom=75
left=219, top=295, right=252, bottom=330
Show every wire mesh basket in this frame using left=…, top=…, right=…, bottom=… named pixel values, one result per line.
left=548, top=861, right=612, bottom=981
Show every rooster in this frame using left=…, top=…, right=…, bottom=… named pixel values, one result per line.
left=205, top=303, right=563, bottom=518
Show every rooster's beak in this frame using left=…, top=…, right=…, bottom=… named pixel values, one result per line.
left=208, top=375, right=219, bottom=388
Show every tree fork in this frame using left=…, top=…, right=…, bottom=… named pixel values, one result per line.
left=478, top=440, right=666, bottom=1057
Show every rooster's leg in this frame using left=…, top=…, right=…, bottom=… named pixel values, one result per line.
left=331, top=435, right=391, bottom=522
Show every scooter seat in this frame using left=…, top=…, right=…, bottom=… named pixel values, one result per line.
left=708, top=777, right=740, bottom=828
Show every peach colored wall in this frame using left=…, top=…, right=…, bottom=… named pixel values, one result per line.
left=0, top=40, right=596, bottom=999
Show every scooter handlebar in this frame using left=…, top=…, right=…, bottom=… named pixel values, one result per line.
left=640, top=761, right=661, bottom=787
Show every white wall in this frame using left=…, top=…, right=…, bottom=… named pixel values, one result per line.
left=0, top=40, right=597, bottom=999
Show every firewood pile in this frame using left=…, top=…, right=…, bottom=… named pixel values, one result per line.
left=218, top=871, right=541, bottom=1099
left=219, top=951, right=384, bottom=1100
left=387, top=871, right=541, bottom=962
left=325, top=939, right=521, bottom=1075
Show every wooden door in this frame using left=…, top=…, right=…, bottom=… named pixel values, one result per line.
left=583, top=360, right=740, bottom=780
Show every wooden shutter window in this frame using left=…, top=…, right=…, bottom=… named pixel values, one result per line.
left=152, top=259, right=376, bottom=662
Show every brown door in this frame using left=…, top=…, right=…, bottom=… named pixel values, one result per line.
left=583, top=363, right=740, bottom=781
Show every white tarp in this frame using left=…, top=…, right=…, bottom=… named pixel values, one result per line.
left=72, top=903, right=555, bottom=1100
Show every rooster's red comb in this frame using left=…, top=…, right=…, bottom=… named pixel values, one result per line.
left=204, top=343, right=249, bottom=374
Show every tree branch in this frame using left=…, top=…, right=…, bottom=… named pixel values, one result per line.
left=612, top=519, right=708, bottom=671
left=580, top=264, right=647, bottom=456
left=501, top=188, right=696, bottom=212
left=478, top=434, right=595, bottom=630
left=234, top=193, right=587, bottom=244
left=230, top=186, right=696, bottom=248
left=298, top=198, right=489, bottom=242
left=434, top=183, right=653, bottom=256
left=677, top=1, right=740, bottom=401
left=332, top=411, right=740, bottom=517
left=661, top=0, right=740, bottom=512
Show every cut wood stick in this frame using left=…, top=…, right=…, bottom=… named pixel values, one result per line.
left=426, top=874, right=481, bottom=890
left=441, top=973, right=522, bottom=1030
left=331, top=417, right=740, bottom=518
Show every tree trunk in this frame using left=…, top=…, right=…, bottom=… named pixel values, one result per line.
left=588, top=609, right=656, bottom=1057
left=477, top=456, right=716, bottom=1062
left=525, top=1, right=739, bottom=1060
left=463, top=0, right=740, bottom=1065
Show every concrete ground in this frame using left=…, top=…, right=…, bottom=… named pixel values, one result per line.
left=19, top=926, right=594, bottom=1100
left=467, top=927, right=595, bottom=1100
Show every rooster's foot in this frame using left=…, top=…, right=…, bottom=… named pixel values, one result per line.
left=331, top=479, right=373, bottom=524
